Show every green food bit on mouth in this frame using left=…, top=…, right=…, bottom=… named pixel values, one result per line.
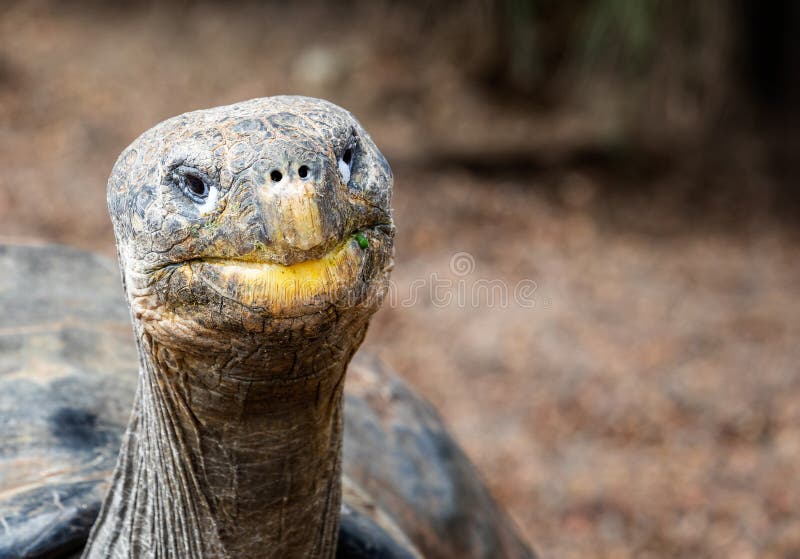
left=355, top=232, right=369, bottom=250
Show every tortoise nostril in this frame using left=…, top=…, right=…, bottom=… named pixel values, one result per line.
left=270, top=170, right=283, bottom=182
left=298, top=165, right=309, bottom=179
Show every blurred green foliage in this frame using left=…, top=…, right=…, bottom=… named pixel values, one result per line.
left=579, top=0, right=659, bottom=72
left=494, top=0, right=663, bottom=91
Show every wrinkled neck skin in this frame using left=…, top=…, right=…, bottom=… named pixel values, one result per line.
left=83, top=276, right=371, bottom=559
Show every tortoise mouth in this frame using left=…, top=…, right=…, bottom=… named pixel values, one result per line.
left=176, top=227, right=391, bottom=316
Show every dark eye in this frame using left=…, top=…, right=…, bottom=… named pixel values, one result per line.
left=342, top=149, right=352, bottom=165
left=182, top=173, right=209, bottom=200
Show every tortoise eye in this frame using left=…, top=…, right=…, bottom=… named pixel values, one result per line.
left=183, top=174, right=209, bottom=199
left=173, top=167, right=218, bottom=210
left=338, top=141, right=357, bottom=185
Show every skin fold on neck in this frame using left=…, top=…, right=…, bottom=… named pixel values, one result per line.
left=83, top=308, right=369, bottom=559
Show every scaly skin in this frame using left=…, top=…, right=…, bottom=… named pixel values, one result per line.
left=83, top=96, right=394, bottom=559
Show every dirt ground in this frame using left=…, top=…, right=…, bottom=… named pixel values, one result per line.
left=1, top=3, right=799, bottom=558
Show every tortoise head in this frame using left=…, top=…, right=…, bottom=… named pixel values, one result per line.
left=107, top=96, right=394, bottom=364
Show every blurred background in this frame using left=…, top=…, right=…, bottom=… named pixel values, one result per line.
left=1, top=1, right=799, bottom=557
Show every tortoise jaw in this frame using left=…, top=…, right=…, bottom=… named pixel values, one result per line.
left=173, top=226, right=392, bottom=317
left=191, top=235, right=364, bottom=314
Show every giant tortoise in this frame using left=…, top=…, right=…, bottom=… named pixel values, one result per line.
left=0, top=96, right=534, bottom=559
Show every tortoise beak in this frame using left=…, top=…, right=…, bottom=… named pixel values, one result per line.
left=187, top=234, right=368, bottom=315
left=253, top=155, right=346, bottom=261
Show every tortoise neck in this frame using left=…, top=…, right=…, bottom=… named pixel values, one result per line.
left=84, top=327, right=358, bottom=559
